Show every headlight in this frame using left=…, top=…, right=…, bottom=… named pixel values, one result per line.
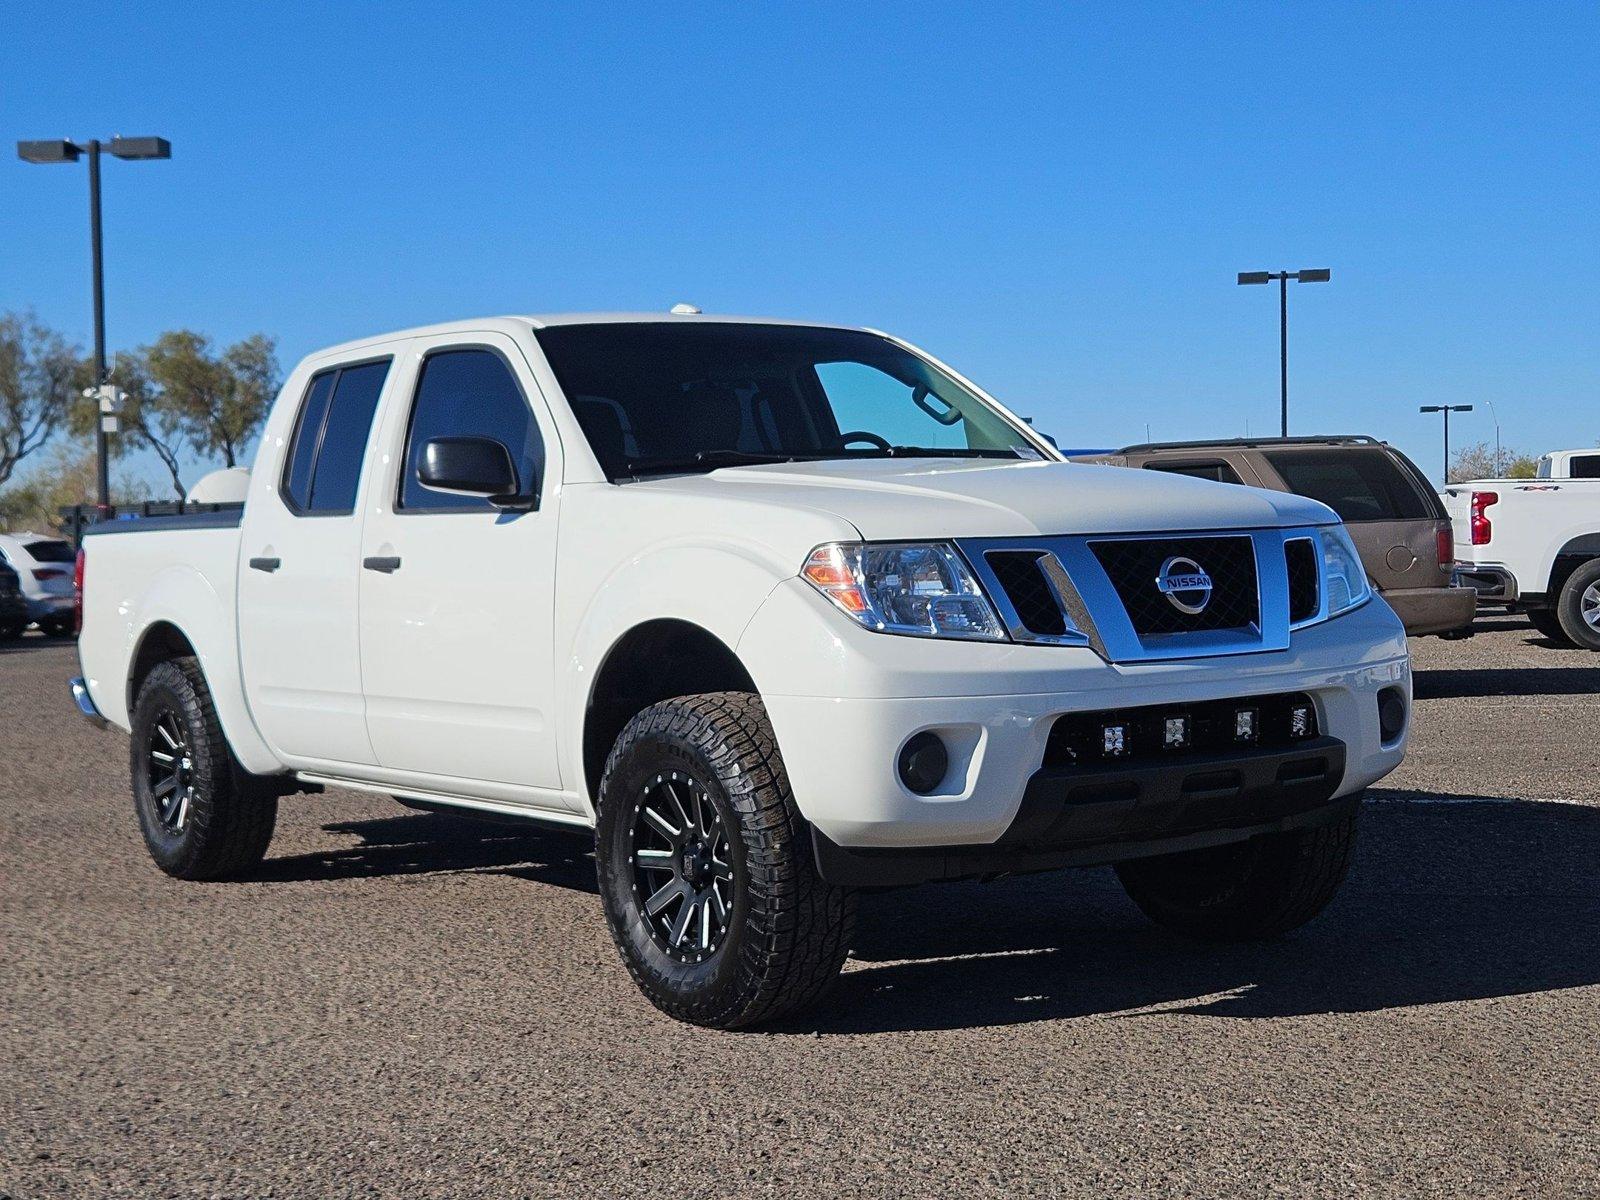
left=801, top=542, right=1006, bottom=640
left=1317, top=524, right=1372, bottom=617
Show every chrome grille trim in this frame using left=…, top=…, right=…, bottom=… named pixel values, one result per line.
left=960, top=528, right=1304, bottom=663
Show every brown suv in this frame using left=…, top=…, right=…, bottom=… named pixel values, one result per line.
left=1075, top=435, right=1476, bottom=638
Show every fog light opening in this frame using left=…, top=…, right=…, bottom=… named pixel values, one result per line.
left=898, top=731, right=950, bottom=795
left=1378, top=687, right=1407, bottom=742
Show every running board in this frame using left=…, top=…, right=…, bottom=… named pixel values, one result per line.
left=294, top=772, right=595, bottom=832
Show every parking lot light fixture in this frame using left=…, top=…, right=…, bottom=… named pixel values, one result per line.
left=1237, top=268, right=1332, bottom=437
left=1420, top=404, right=1474, bottom=483
left=15, top=134, right=172, bottom=510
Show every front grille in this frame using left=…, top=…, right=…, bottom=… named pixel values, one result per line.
left=1043, top=691, right=1319, bottom=769
left=985, top=550, right=1067, bottom=636
left=1285, top=537, right=1319, bottom=623
left=1090, top=536, right=1258, bottom=635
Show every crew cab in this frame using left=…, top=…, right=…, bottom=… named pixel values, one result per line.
left=73, top=314, right=1411, bottom=1027
left=1443, top=475, right=1600, bottom=648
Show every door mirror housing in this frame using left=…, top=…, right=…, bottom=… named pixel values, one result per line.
left=417, top=436, right=537, bottom=510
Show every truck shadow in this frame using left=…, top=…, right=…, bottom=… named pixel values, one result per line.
left=245, top=811, right=598, bottom=894
left=778, top=790, right=1600, bottom=1035
left=1413, top=666, right=1600, bottom=698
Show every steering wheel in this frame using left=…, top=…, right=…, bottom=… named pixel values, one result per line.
left=838, top=431, right=892, bottom=452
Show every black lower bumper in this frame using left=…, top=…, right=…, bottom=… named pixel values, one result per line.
left=813, top=736, right=1351, bottom=888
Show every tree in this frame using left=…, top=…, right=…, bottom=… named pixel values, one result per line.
left=67, top=349, right=192, bottom=500
left=0, top=311, right=79, bottom=488
left=145, top=330, right=279, bottom=469
left=1448, top=440, right=1538, bottom=483
left=0, top=441, right=152, bottom=533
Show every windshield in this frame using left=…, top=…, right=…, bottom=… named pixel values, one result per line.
left=534, top=323, right=1041, bottom=479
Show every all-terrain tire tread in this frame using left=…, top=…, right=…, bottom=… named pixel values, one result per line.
left=598, top=692, right=855, bottom=1028
left=134, top=657, right=277, bottom=880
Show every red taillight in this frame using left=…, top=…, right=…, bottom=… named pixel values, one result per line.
left=1470, top=491, right=1498, bottom=546
left=32, top=568, right=68, bottom=582
left=1436, top=526, right=1453, bottom=568
left=72, top=548, right=85, bottom=635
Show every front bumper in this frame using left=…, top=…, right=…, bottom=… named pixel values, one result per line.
left=815, top=738, right=1353, bottom=886
left=743, top=580, right=1409, bottom=854
left=1382, top=584, right=1477, bottom=637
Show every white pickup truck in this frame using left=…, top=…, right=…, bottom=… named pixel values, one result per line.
left=1443, top=476, right=1600, bottom=648
left=72, top=313, right=1410, bottom=1027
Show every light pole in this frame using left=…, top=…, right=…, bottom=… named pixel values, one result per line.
left=1481, top=397, right=1503, bottom=474
left=17, top=136, right=172, bottom=511
left=1421, top=404, right=1473, bottom=484
left=1237, top=268, right=1331, bottom=437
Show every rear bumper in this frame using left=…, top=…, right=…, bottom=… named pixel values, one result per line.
left=1382, top=584, right=1477, bottom=636
left=814, top=737, right=1353, bottom=887
left=69, top=676, right=108, bottom=729
left=1452, top=562, right=1518, bottom=605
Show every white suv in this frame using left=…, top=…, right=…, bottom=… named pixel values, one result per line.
left=0, top=532, right=77, bottom=636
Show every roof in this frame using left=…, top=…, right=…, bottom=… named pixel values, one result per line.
left=300, top=311, right=870, bottom=363
left=1109, top=435, right=1385, bottom=455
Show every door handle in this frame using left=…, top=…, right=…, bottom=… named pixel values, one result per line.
left=363, top=556, right=402, bottom=573
left=248, top=557, right=281, bottom=573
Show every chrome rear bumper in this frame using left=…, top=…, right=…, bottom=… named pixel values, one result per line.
left=70, top=676, right=108, bottom=729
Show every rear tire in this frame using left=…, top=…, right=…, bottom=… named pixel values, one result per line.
left=129, top=657, right=277, bottom=880
left=1527, top=607, right=1573, bottom=645
left=1116, top=808, right=1358, bottom=942
left=1554, top=559, right=1600, bottom=651
left=595, top=692, right=855, bottom=1028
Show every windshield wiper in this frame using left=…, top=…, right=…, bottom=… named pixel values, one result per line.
left=833, top=446, right=1027, bottom=459
left=614, top=449, right=823, bottom=479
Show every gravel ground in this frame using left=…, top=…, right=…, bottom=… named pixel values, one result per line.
left=2, top=618, right=1597, bottom=1198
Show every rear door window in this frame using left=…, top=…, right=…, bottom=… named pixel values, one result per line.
left=281, top=360, right=391, bottom=515
left=1263, top=448, right=1432, bottom=521
left=1144, top=460, right=1245, bottom=485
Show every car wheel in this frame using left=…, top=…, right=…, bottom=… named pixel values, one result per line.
left=130, top=657, right=278, bottom=880
left=1554, top=559, right=1600, bottom=651
left=1115, top=808, right=1357, bottom=942
left=1527, top=607, right=1572, bottom=645
left=595, top=692, right=855, bottom=1028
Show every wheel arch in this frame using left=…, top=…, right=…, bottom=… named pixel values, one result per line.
left=580, top=618, right=759, bottom=804
left=1547, top=534, right=1600, bottom=598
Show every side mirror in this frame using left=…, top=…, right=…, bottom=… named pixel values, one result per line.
left=418, top=436, right=536, bottom=509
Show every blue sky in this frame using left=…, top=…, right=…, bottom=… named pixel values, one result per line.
left=4, top=2, right=1596, bottom=490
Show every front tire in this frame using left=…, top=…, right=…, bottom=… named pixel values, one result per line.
left=130, top=657, right=277, bottom=880
left=1554, top=559, right=1600, bottom=651
left=1115, top=808, right=1358, bottom=942
left=595, top=692, right=855, bottom=1028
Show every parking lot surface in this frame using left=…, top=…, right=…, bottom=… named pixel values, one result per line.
left=3, top=617, right=1598, bottom=1198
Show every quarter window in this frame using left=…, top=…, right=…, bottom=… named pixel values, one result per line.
left=281, top=360, right=391, bottom=515
left=400, top=349, right=544, bottom=512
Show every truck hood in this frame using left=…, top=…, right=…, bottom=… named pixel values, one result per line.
left=628, top=457, right=1337, bottom=540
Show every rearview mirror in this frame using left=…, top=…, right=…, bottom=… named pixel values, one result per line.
left=418, top=436, right=535, bottom=509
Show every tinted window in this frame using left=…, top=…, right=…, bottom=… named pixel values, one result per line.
left=401, top=349, right=543, bottom=511
left=1146, top=461, right=1244, bottom=485
left=1265, top=448, right=1432, bottom=521
left=23, top=540, right=74, bottom=563
left=283, top=371, right=336, bottom=511
left=535, top=323, right=1035, bottom=479
left=1571, top=455, right=1600, bottom=479
left=281, top=361, right=390, bottom=515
